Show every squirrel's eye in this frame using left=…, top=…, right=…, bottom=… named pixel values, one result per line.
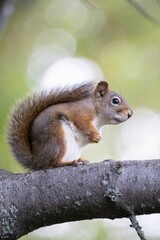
left=111, top=97, right=121, bottom=106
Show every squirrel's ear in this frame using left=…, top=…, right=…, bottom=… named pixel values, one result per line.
left=95, top=81, right=109, bottom=98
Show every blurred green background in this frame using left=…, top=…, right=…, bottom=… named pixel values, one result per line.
left=1, top=0, right=160, bottom=239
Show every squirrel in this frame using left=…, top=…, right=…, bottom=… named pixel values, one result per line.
left=7, top=80, right=132, bottom=170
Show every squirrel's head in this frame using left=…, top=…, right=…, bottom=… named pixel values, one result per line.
left=94, top=81, right=133, bottom=125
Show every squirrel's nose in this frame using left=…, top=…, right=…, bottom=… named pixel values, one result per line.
left=127, top=109, right=133, bottom=119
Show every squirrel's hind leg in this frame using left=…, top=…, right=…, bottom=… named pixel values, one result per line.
left=31, top=117, right=66, bottom=169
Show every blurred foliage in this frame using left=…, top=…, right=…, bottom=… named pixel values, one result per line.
left=0, top=0, right=160, bottom=239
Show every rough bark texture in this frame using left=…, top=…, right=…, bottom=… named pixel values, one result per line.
left=0, top=159, right=160, bottom=239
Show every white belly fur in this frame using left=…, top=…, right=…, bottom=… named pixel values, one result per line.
left=61, top=117, right=104, bottom=162
left=62, top=121, right=82, bottom=162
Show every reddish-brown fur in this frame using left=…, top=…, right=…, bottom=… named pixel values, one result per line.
left=7, top=81, right=132, bottom=170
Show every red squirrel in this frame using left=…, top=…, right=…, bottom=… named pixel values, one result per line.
left=7, top=80, right=132, bottom=170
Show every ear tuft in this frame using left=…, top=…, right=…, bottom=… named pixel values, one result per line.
left=95, top=81, right=109, bottom=98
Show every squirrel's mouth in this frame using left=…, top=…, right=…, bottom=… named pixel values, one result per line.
left=114, top=115, right=127, bottom=123
left=114, top=110, right=133, bottom=124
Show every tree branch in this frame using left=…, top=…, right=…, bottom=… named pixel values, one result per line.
left=0, top=0, right=17, bottom=32
left=127, top=0, right=160, bottom=26
left=0, top=159, right=160, bottom=239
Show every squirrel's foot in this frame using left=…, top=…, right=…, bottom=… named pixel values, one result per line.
left=77, top=158, right=89, bottom=164
left=70, top=158, right=89, bottom=166
left=56, top=159, right=89, bottom=167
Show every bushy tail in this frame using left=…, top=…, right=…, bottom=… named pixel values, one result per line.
left=7, top=81, right=95, bottom=169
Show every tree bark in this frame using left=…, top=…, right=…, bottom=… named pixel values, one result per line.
left=0, top=159, right=160, bottom=240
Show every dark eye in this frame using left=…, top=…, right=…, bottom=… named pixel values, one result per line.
left=111, top=97, right=121, bottom=106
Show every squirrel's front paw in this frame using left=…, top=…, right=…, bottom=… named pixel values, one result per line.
left=89, top=132, right=101, bottom=143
